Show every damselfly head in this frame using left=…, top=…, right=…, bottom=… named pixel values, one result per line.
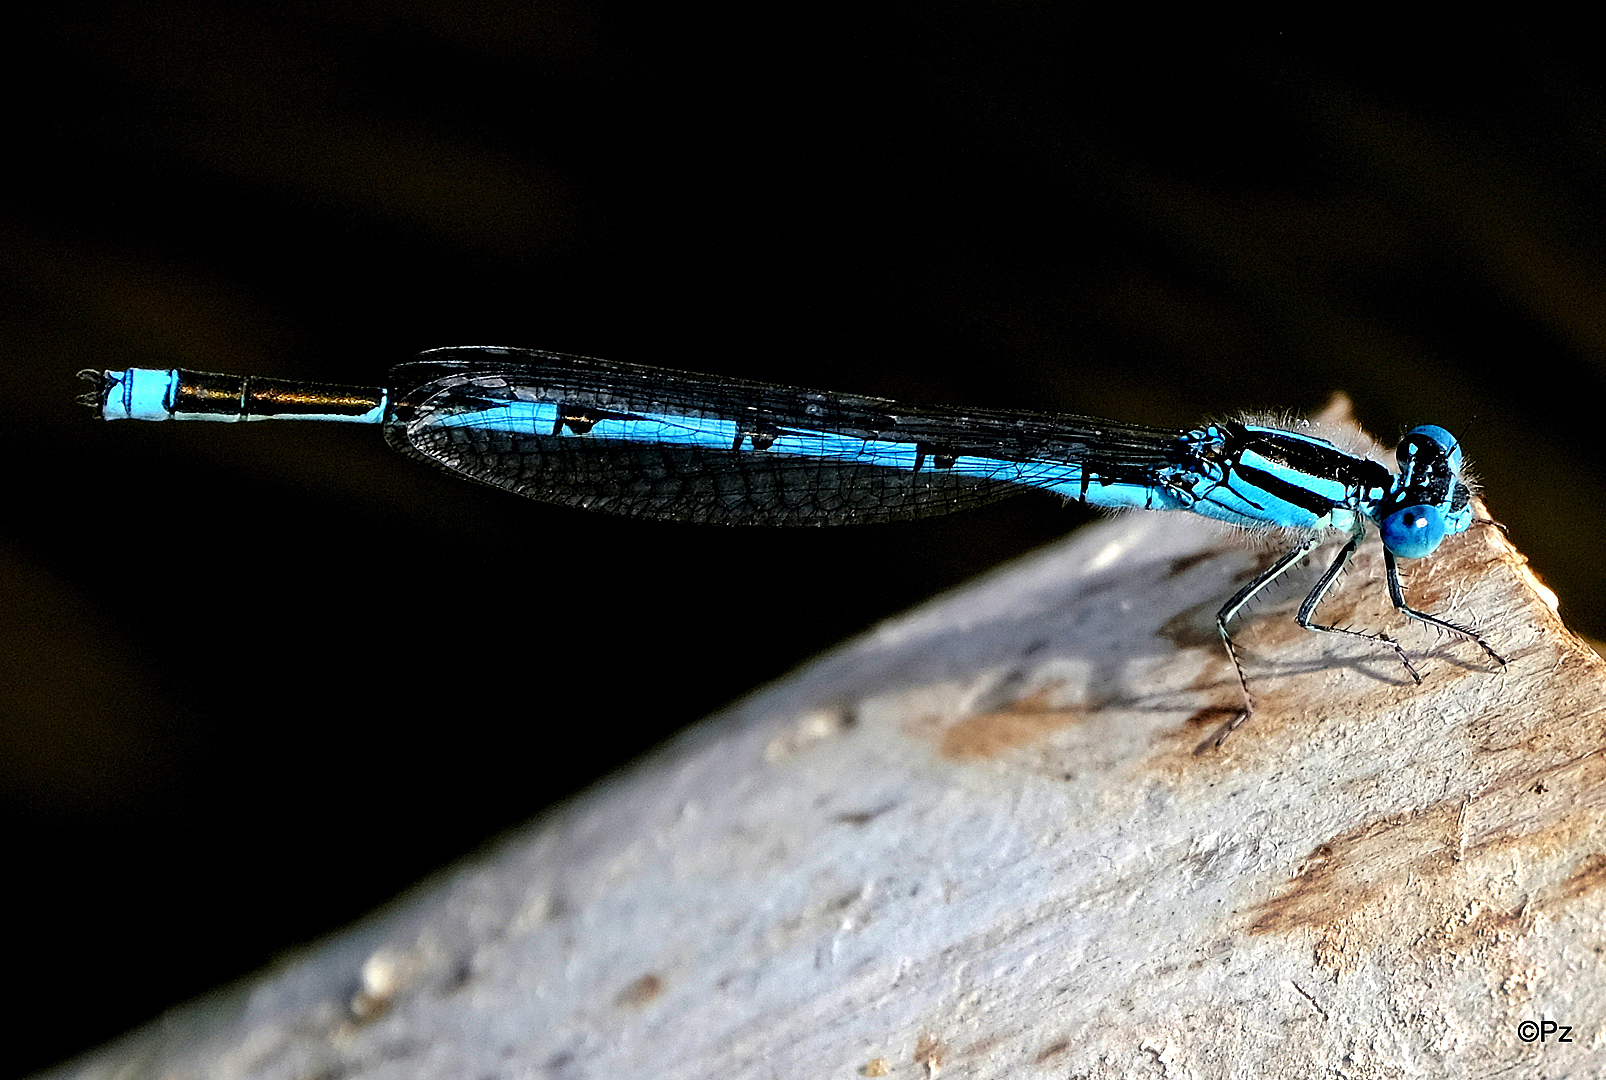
left=1380, top=425, right=1473, bottom=558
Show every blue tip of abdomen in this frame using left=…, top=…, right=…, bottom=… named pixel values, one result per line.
left=97, top=368, right=179, bottom=421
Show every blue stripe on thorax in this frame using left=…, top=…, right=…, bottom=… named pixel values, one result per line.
left=1182, top=424, right=1392, bottom=531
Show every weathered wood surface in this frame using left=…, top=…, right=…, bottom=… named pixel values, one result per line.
left=47, top=427, right=1604, bottom=1078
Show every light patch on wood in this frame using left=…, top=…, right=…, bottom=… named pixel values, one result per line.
left=349, top=945, right=421, bottom=1022
left=765, top=706, right=853, bottom=762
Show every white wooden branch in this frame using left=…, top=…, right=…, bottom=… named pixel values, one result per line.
left=48, top=413, right=1606, bottom=1078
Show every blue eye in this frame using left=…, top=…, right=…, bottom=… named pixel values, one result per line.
left=1381, top=503, right=1446, bottom=559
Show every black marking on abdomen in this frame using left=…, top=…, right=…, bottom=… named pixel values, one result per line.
left=912, top=443, right=959, bottom=475
left=734, top=420, right=782, bottom=452
left=552, top=404, right=645, bottom=437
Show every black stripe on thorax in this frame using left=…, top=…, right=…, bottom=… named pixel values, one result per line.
left=1231, top=461, right=1343, bottom=517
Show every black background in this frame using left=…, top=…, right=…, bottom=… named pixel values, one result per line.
left=5, top=9, right=1605, bottom=1075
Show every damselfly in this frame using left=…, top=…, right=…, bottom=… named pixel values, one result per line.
left=80, top=345, right=1506, bottom=744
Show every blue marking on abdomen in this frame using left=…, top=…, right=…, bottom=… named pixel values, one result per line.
left=102, top=368, right=178, bottom=421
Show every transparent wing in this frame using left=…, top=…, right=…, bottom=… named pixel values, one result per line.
left=383, top=346, right=1192, bottom=526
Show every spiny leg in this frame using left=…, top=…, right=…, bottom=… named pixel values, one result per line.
left=1204, top=533, right=1323, bottom=750
left=1295, top=529, right=1422, bottom=684
left=1383, top=550, right=1507, bottom=668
